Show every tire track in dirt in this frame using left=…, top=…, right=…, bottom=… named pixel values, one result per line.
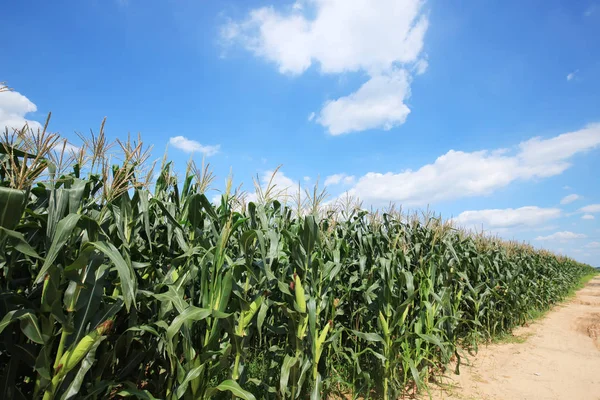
left=425, top=276, right=600, bottom=400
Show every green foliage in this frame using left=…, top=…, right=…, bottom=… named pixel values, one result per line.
left=0, top=123, right=596, bottom=399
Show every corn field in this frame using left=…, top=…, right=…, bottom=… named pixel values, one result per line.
left=0, top=118, right=596, bottom=400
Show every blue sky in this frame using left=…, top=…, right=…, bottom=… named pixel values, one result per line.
left=1, top=0, right=599, bottom=265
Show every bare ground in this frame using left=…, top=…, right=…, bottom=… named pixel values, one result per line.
left=424, top=276, right=600, bottom=400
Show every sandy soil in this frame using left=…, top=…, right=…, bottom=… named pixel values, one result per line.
left=425, top=276, right=600, bottom=400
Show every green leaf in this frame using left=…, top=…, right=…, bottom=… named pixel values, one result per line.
left=417, top=333, right=448, bottom=356
left=350, top=330, right=384, bottom=343
left=115, top=382, right=159, bottom=399
left=199, top=193, right=219, bottom=222
left=0, top=227, right=40, bottom=258
left=35, top=213, right=81, bottom=284
left=175, top=364, right=204, bottom=398
left=0, top=309, right=44, bottom=344
left=137, top=189, right=152, bottom=250
left=72, top=263, right=110, bottom=345
left=186, top=193, right=203, bottom=230
left=0, top=187, right=26, bottom=230
left=166, top=306, right=211, bottom=342
left=279, top=355, right=298, bottom=397
left=0, top=144, right=37, bottom=158
left=206, top=379, right=256, bottom=400
left=86, top=241, right=137, bottom=312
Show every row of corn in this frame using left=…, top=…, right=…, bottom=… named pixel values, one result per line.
left=0, top=122, right=596, bottom=399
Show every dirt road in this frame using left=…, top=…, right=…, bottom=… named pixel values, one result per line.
left=427, top=276, right=600, bottom=400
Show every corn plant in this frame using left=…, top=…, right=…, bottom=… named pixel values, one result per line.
left=0, top=118, right=596, bottom=400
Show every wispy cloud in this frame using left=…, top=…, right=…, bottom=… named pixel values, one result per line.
left=169, top=136, right=220, bottom=156
left=579, top=203, right=600, bottom=213
left=566, top=70, right=579, bottom=81
left=452, top=206, right=562, bottom=230
left=582, top=214, right=595, bottom=220
left=535, top=231, right=587, bottom=241
left=560, top=194, right=581, bottom=204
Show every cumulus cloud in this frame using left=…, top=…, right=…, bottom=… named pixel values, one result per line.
left=579, top=204, right=600, bottom=213
left=168, top=136, right=220, bottom=156
left=52, top=140, right=80, bottom=155
left=452, top=207, right=562, bottom=230
left=560, top=194, right=580, bottom=204
left=245, top=169, right=298, bottom=203
left=586, top=241, right=600, bottom=249
left=582, top=214, right=595, bottom=220
left=324, top=173, right=356, bottom=186
left=223, top=0, right=428, bottom=134
left=340, top=123, right=600, bottom=206
left=0, top=89, right=43, bottom=133
left=535, top=231, right=587, bottom=241
left=318, top=69, right=411, bottom=135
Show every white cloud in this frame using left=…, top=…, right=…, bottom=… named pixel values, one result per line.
left=303, top=176, right=311, bottom=182
left=560, top=194, right=580, bottom=204
left=414, top=58, right=428, bottom=75
left=341, top=123, right=600, bottom=206
left=266, top=169, right=296, bottom=189
left=535, top=231, right=587, bottom=241
left=223, top=0, right=427, bottom=75
left=324, top=173, right=356, bottom=186
left=245, top=169, right=299, bottom=203
left=586, top=241, right=600, bottom=249
left=168, top=136, right=220, bottom=156
left=52, top=141, right=80, bottom=154
left=317, top=69, right=411, bottom=135
left=307, top=112, right=316, bottom=122
left=223, top=0, right=428, bottom=134
left=563, top=185, right=572, bottom=190
left=582, top=214, right=595, bottom=220
left=566, top=70, right=578, bottom=81
left=452, top=207, right=562, bottom=230
left=579, top=204, right=600, bottom=213
left=0, top=89, right=43, bottom=133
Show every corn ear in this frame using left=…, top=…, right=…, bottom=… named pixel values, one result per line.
left=378, top=311, right=389, bottom=339
left=294, top=274, right=306, bottom=313
left=242, top=295, right=263, bottom=328
left=56, top=320, right=111, bottom=376
left=57, top=335, right=96, bottom=376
